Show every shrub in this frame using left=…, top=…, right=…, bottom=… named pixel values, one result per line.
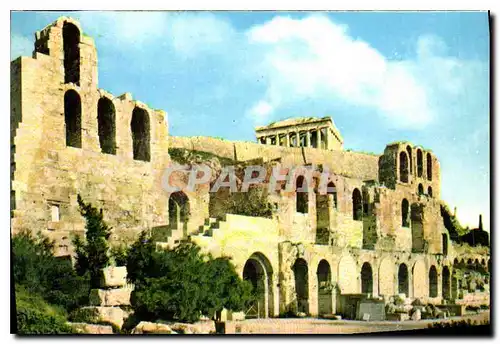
left=73, top=195, right=112, bottom=288
left=15, top=286, right=75, bottom=334
left=12, top=230, right=90, bottom=312
left=127, top=233, right=254, bottom=323
left=110, top=245, right=128, bottom=266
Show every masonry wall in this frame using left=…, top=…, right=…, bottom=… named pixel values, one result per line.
left=10, top=17, right=171, bottom=255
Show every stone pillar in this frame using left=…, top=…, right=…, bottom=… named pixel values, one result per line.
left=265, top=136, right=271, bottom=145
left=324, top=128, right=329, bottom=150
left=306, top=131, right=311, bottom=147
left=296, top=131, right=300, bottom=147
left=285, top=133, right=290, bottom=147
left=275, top=134, right=280, bottom=146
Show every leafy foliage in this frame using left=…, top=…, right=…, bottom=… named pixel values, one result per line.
left=127, top=233, right=254, bottom=323
left=12, top=230, right=90, bottom=312
left=110, top=244, right=128, bottom=266
left=15, top=286, right=75, bottom=334
left=73, top=194, right=112, bottom=287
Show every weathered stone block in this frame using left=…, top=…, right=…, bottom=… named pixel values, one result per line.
left=68, top=322, right=114, bottom=334
left=410, top=309, right=421, bottom=321
left=100, top=266, right=127, bottom=288
left=131, top=321, right=177, bottom=334
left=82, top=306, right=125, bottom=329
left=164, top=320, right=216, bottom=334
left=89, top=288, right=131, bottom=306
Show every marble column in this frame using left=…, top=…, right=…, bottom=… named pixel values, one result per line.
left=306, top=131, right=311, bottom=147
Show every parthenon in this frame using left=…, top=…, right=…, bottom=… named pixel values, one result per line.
left=255, top=116, right=344, bottom=150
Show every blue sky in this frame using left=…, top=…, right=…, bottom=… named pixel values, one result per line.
left=11, top=11, right=490, bottom=231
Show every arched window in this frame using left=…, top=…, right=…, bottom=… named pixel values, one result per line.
left=168, top=191, right=190, bottom=229
left=406, top=146, right=413, bottom=173
left=317, top=260, right=332, bottom=315
left=429, top=266, right=438, bottom=297
left=442, top=266, right=451, bottom=300
left=64, top=90, right=81, bottom=148
left=352, top=188, right=362, bottom=221
left=63, top=22, right=80, bottom=85
left=401, top=198, right=410, bottom=227
left=399, top=151, right=409, bottom=183
left=293, top=258, right=309, bottom=314
left=361, top=262, right=373, bottom=294
left=97, top=97, right=116, bottom=155
left=418, top=183, right=424, bottom=196
left=296, top=176, right=308, bottom=213
left=417, top=149, right=423, bottom=177
left=428, top=186, right=433, bottom=197
left=426, top=153, right=432, bottom=181
left=131, top=107, right=151, bottom=162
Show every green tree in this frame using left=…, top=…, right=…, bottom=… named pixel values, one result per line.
left=73, top=195, right=112, bottom=288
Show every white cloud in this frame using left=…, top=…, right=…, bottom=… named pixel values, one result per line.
left=247, top=100, right=274, bottom=122
left=11, top=33, right=33, bottom=60
left=243, top=15, right=473, bottom=128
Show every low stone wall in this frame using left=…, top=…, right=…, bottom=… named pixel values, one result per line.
left=455, top=292, right=490, bottom=307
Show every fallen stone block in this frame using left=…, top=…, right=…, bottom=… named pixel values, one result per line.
left=100, top=266, right=127, bottom=288
left=164, top=320, right=216, bottom=334
left=411, top=309, right=421, bottom=321
left=81, top=306, right=125, bottom=329
left=89, top=288, right=132, bottom=306
left=132, top=321, right=177, bottom=334
left=68, top=322, right=114, bottom=334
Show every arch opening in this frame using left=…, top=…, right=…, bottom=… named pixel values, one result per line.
left=417, top=149, right=423, bottom=177
left=293, top=258, right=309, bottom=314
left=442, top=266, right=451, bottom=300
left=317, top=260, right=332, bottom=315
left=426, top=153, right=432, bottom=181
left=296, top=175, right=308, bottom=213
left=398, top=263, right=409, bottom=297
left=401, top=198, right=410, bottom=228
left=429, top=266, right=438, bottom=298
left=64, top=90, right=82, bottom=148
left=442, top=234, right=448, bottom=256
left=168, top=191, right=190, bottom=232
left=131, top=107, right=151, bottom=162
left=352, top=188, right=362, bottom=221
left=428, top=186, right=433, bottom=197
left=97, top=97, right=116, bottom=154
left=361, top=262, right=373, bottom=294
left=411, top=204, right=424, bottom=253
left=243, top=252, right=274, bottom=318
left=63, top=22, right=80, bottom=85
left=399, top=151, right=409, bottom=183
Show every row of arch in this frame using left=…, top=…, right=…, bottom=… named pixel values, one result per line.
left=64, top=90, right=151, bottom=162
left=399, top=147, right=432, bottom=183
left=242, top=251, right=454, bottom=318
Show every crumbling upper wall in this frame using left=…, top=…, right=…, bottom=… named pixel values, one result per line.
left=169, top=136, right=379, bottom=181
left=11, top=17, right=171, bottom=254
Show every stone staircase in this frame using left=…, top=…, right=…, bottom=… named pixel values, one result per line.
left=155, top=217, right=224, bottom=250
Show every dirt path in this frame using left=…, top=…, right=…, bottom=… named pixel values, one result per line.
left=225, top=311, right=490, bottom=334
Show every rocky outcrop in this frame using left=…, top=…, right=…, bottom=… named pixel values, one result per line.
left=131, top=322, right=177, bottom=334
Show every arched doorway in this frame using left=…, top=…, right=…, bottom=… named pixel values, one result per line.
left=293, top=258, right=309, bottom=314
left=131, top=107, right=151, bottom=162
left=243, top=252, right=274, bottom=318
left=64, top=90, right=82, bottom=148
left=401, top=199, right=410, bottom=227
left=398, top=263, right=409, bottom=297
left=399, top=151, right=409, bottom=183
left=417, top=149, right=423, bottom=177
left=411, top=204, right=424, bottom=253
left=429, top=266, right=438, bottom=298
left=296, top=176, right=308, bottom=213
left=168, top=191, right=190, bottom=233
left=442, top=266, right=451, bottom=300
left=63, top=22, right=80, bottom=85
left=352, top=188, right=362, bottom=220
left=361, top=262, right=373, bottom=294
left=317, top=260, right=332, bottom=315
left=97, top=97, right=116, bottom=154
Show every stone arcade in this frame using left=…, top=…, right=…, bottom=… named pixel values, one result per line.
left=11, top=17, right=489, bottom=320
